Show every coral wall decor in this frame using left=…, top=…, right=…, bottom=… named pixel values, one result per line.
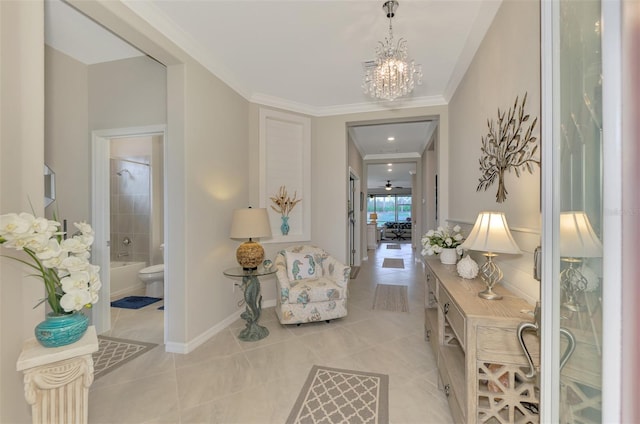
left=477, top=93, right=540, bottom=203
left=270, top=185, right=302, bottom=235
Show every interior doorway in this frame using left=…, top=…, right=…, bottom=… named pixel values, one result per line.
left=347, top=117, right=439, bottom=254
left=91, top=125, right=167, bottom=339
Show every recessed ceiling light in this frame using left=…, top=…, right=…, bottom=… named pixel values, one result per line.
left=387, top=163, right=393, bottom=166
left=387, top=137, right=395, bottom=142
left=388, top=168, right=392, bottom=172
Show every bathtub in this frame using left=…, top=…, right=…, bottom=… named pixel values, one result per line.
left=110, top=261, right=146, bottom=300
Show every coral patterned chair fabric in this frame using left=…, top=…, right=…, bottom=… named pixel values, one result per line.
left=274, top=245, right=349, bottom=324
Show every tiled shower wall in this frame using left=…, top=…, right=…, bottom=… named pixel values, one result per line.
left=110, top=157, right=150, bottom=264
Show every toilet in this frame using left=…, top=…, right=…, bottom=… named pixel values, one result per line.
left=138, top=244, right=164, bottom=298
left=138, top=264, right=164, bottom=298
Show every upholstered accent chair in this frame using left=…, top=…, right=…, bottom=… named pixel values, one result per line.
left=274, top=245, right=349, bottom=325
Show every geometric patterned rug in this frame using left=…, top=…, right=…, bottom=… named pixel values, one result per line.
left=382, top=258, right=404, bottom=269
left=92, top=336, right=157, bottom=379
left=373, top=284, right=409, bottom=313
left=286, top=365, right=389, bottom=424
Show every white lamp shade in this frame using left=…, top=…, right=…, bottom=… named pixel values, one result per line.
left=229, top=208, right=272, bottom=240
left=460, top=211, right=522, bottom=255
left=560, top=211, right=602, bottom=258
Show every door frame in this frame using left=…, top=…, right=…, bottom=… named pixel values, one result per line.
left=91, top=124, right=167, bottom=337
left=348, top=167, right=362, bottom=266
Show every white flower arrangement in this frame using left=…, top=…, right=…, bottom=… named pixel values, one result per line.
left=421, top=225, right=465, bottom=257
left=0, top=213, right=101, bottom=314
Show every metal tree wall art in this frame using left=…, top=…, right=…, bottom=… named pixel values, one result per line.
left=476, top=93, right=540, bottom=203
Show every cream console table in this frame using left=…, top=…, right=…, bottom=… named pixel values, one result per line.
left=423, top=259, right=540, bottom=423
left=16, top=326, right=99, bottom=424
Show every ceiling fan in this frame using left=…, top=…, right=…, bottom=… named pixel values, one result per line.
left=382, top=180, right=404, bottom=191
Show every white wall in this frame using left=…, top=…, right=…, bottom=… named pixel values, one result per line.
left=88, top=56, right=167, bottom=131
left=448, top=0, right=541, bottom=303
left=44, top=46, right=89, bottom=224
left=0, top=1, right=46, bottom=421
left=180, top=61, right=250, bottom=342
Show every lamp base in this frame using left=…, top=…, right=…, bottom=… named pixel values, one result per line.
left=478, top=253, right=504, bottom=301
left=562, top=301, right=584, bottom=312
left=478, top=288, right=503, bottom=300
left=236, top=240, right=264, bottom=270
left=560, top=258, right=587, bottom=312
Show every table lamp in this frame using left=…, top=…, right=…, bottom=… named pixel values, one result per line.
left=370, top=212, right=378, bottom=225
left=459, top=211, right=522, bottom=300
left=230, top=207, right=272, bottom=270
left=559, top=211, right=602, bottom=311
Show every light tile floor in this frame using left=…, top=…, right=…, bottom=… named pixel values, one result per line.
left=90, top=242, right=453, bottom=423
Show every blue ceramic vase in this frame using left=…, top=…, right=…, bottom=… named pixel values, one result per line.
left=280, top=216, right=290, bottom=235
left=35, top=312, right=89, bottom=348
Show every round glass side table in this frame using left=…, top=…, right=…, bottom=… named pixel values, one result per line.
left=223, top=266, right=276, bottom=342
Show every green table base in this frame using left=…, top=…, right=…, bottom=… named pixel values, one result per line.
left=238, top=274, right=269, bottom=342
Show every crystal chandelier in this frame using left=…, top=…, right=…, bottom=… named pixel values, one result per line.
left=363, top=1, right=422, bottom=101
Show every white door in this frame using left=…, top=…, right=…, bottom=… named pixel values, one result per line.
left=540, top=0, right=622, bottom=421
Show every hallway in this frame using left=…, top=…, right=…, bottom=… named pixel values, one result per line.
left=89, top=242, right=453, bottom=423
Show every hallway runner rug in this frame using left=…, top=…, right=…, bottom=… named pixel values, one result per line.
left=382, top=258, right=404, bottom=268
left=93, top=336, right=157, bottom=379
left=386, top=244, right=401, bottom=249
left=286, top=365, right=389, bottom=424
left=350, top=266, right=360, bottom=279
left=373, top=284, right=409, bottom=313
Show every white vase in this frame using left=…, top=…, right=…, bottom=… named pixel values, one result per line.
left=440, top=248, right=458, bottom=264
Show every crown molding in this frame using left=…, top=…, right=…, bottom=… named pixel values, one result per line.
left=249, top=93, right=318, bottom=117
left=251, top=93, right=448, bottom=117
left=363, top=152, right=421, bottom=161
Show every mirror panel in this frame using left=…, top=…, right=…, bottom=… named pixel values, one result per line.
left=44, top=164, right=56, bottom=207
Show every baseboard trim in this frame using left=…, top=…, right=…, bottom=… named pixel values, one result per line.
left=165, top=298, right=278, bottom=354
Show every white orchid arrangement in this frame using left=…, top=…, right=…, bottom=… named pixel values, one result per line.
left=421, top=225, right=465, bottom=257
left=0, top=213, right=101, bottom=315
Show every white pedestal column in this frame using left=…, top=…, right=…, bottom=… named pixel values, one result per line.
left=16, top=326, right=99, bottom=424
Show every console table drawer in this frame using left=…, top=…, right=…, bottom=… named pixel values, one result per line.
left=440, top=287, right=466, bottom=350
left=425, top=307, right=439, bottom=355
left=477, top=326, right=540, bottom=365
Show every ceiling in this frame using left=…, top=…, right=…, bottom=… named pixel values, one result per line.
left=44, top=0, right=502, bottom=189
left=367, top=162, right=417, bottom=194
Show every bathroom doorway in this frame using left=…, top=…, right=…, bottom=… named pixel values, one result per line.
left=91, top=125, right=167, bottom=341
